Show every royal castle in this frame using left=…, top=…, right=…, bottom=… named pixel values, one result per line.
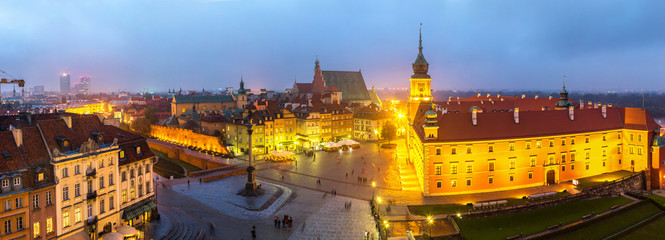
left=406, top=27, right=665, bottom=196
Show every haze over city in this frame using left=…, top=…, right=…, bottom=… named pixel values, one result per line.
left=2, top=0, right=665, bottom=92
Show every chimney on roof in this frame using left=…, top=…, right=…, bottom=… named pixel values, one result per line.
left=596, top=102, right=601, bottom=108
left=542, top=107, right=546, bottom=111
left=60, top=115, right=72, bottom=129
left=602, top=105, right=607, bottom=118
left=588, top=101, right=592, bottom=107
left=480, top=100, right=484, bottom=104
left=569, top=106, right=574, bottom=121
left=448, top=96, right=452, bottom=101
left=477, top=93, right=481, bottom=97
left=486, top=93, right=490, bottom=97
left=497, top=93, right=501, bottom=98
left=472, top=108, right=478, bottom=126
left=549, top=95, right=552, bottom=100
left=11, top=128, right=22, bottom=147
left=501, top=98, right=504, bottom=101
left=456, top=97, right=460, bottom=100
left=580, top=100, right=584, bottom=109
left=608, top=103, right=613, bottom=107
left=521, top=94, right=525, bottom=99
left=514, top=108, right=519, bottom=124
left=443, top=108, right=448, bottom=114
left=535, top=94, right=539, bottom=99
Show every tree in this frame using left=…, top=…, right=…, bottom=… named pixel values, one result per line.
left=131, top=118, right=152, bottom=135
left=143, top=107, right=158, bottom=124
left=381, top=121, right=397, bottom=144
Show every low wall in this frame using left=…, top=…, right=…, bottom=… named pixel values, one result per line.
left=148, top=140, right=227, bottom=172
left=190, top=165, right=238, bottom=177
left=201, top=169, right=246, bottom=182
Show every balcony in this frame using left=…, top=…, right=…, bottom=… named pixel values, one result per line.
left=86, top=168, right=96, bottom=177
left=86, top=191, right=97, bottom=200
left=86, top=216, right=97, bottom=226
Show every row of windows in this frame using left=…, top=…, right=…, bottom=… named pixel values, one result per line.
left=62, top=197, right=115, bottom=228
left=61, top=158, right=115, bottom=178
left=433, top=132, right=640, bottom=155
left=31, top=191, right=54, bottom=210
left=3, top=196, right=26, bottom=211
left=32, top=218, right=54, bottom=238
left=62, top=174, right=114, bottom=201
left=3, top=216, right=24, bottom=235
left=433, top=148, right=630, bottom=175
left=434, top=160, right=625, bottom=189
left=0, top=177, right=21, bottom=188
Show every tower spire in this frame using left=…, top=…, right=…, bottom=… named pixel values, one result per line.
left=419, top=22, right=423, bottom=52
left=563, top=75, right=566, bottom=90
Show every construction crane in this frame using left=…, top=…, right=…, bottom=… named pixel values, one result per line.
left=0, top=70, right=26, bottom=115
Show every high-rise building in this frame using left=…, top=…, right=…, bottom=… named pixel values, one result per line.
left=79, top=76, right=91, bottom=95
left=34, top=85, right=45, bottom=95
left=60, top=73, right=70, bottom=94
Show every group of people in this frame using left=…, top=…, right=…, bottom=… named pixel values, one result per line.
left=344, top=201, right=353, bottom=210
left=274, top=215, right=294, bottom=228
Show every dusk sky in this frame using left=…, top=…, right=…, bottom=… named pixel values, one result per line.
left=1, top=0, right=664, bottom=93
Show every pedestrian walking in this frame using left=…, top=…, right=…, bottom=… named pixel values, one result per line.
left=210, top=221, right=216, bottom=237
left=346, top=172, right=348, bottom=179
left=274, top=216, right=279, bottom=227
left=251, top=225, right=257, bottom=240
left=187, top=179, right=190, bottom=186
left=282, top=175, right=285, bottom=180
left=352, top=169, right=355, bottom=175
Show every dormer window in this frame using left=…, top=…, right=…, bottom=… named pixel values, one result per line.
left=1, top=179, right=9, bottom=188
left=2, top=151, right=11, bottom=161
left=119, top=151, right=126, bottom=160
left=14, top=177, right=21, bottom=186
left=91, top=132, right=104, bottom=143
left=37, top=173, right=44, bottom=182
left=136, top=147, right=142, bottom=156
left=55, top=136, right=70, bottom=151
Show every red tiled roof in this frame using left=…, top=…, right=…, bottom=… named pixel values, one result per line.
left=413, top=106, right=658, bottom=143
left=21, top=127, right=51, bottom=165
left=295, top=83, right=313, bottom=93
left=326, top=85, right=341, bottom=92
left=0, top=131, right=27, bottom=172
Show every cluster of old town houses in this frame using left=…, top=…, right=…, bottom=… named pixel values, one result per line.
left=0, top=113, right=155, bottom=239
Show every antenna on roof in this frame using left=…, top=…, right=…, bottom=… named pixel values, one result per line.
left=642, top=89, right=645, bottom=109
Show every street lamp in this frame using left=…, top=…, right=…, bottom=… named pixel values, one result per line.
left=372, top=181, right=376, bottom=200
left=427, top=216, right=433, bottom=239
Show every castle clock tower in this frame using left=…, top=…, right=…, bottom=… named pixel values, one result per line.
left=408, top=24, right=432, bottom=122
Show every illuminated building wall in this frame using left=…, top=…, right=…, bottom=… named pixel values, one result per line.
left=410, top=107, right=659, bottom=196
left=151, top=125, right=229, bottom=154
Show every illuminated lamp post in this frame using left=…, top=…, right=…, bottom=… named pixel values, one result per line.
left=427, top=216, right=433, bottom=239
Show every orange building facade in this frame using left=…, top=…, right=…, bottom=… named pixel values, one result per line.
left=406, top=27, right=661, bottom=196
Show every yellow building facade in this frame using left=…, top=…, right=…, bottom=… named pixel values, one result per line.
left=405, top=27, right=660, bottom=196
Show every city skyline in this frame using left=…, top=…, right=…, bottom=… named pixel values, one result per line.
left=2, top=1, right=664, bottom=92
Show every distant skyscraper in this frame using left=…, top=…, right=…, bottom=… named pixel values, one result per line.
left=80, top=76, right=91, bottom=95
left=33, top=85, right=45, bottom=95
left=60, top=73, right=70, bottom=94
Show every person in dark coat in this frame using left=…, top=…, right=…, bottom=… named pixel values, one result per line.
left=251, top=225, right=256, bottom=240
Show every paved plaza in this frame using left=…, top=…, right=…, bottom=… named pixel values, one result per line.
left=151, top=138, right=582, bottom=239
left=288, top=196, right=379, bottom=240
left=171, top=176, right=293, bottom=220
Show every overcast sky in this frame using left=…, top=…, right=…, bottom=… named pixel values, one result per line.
left=1, top=0, right=664, bottom=93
